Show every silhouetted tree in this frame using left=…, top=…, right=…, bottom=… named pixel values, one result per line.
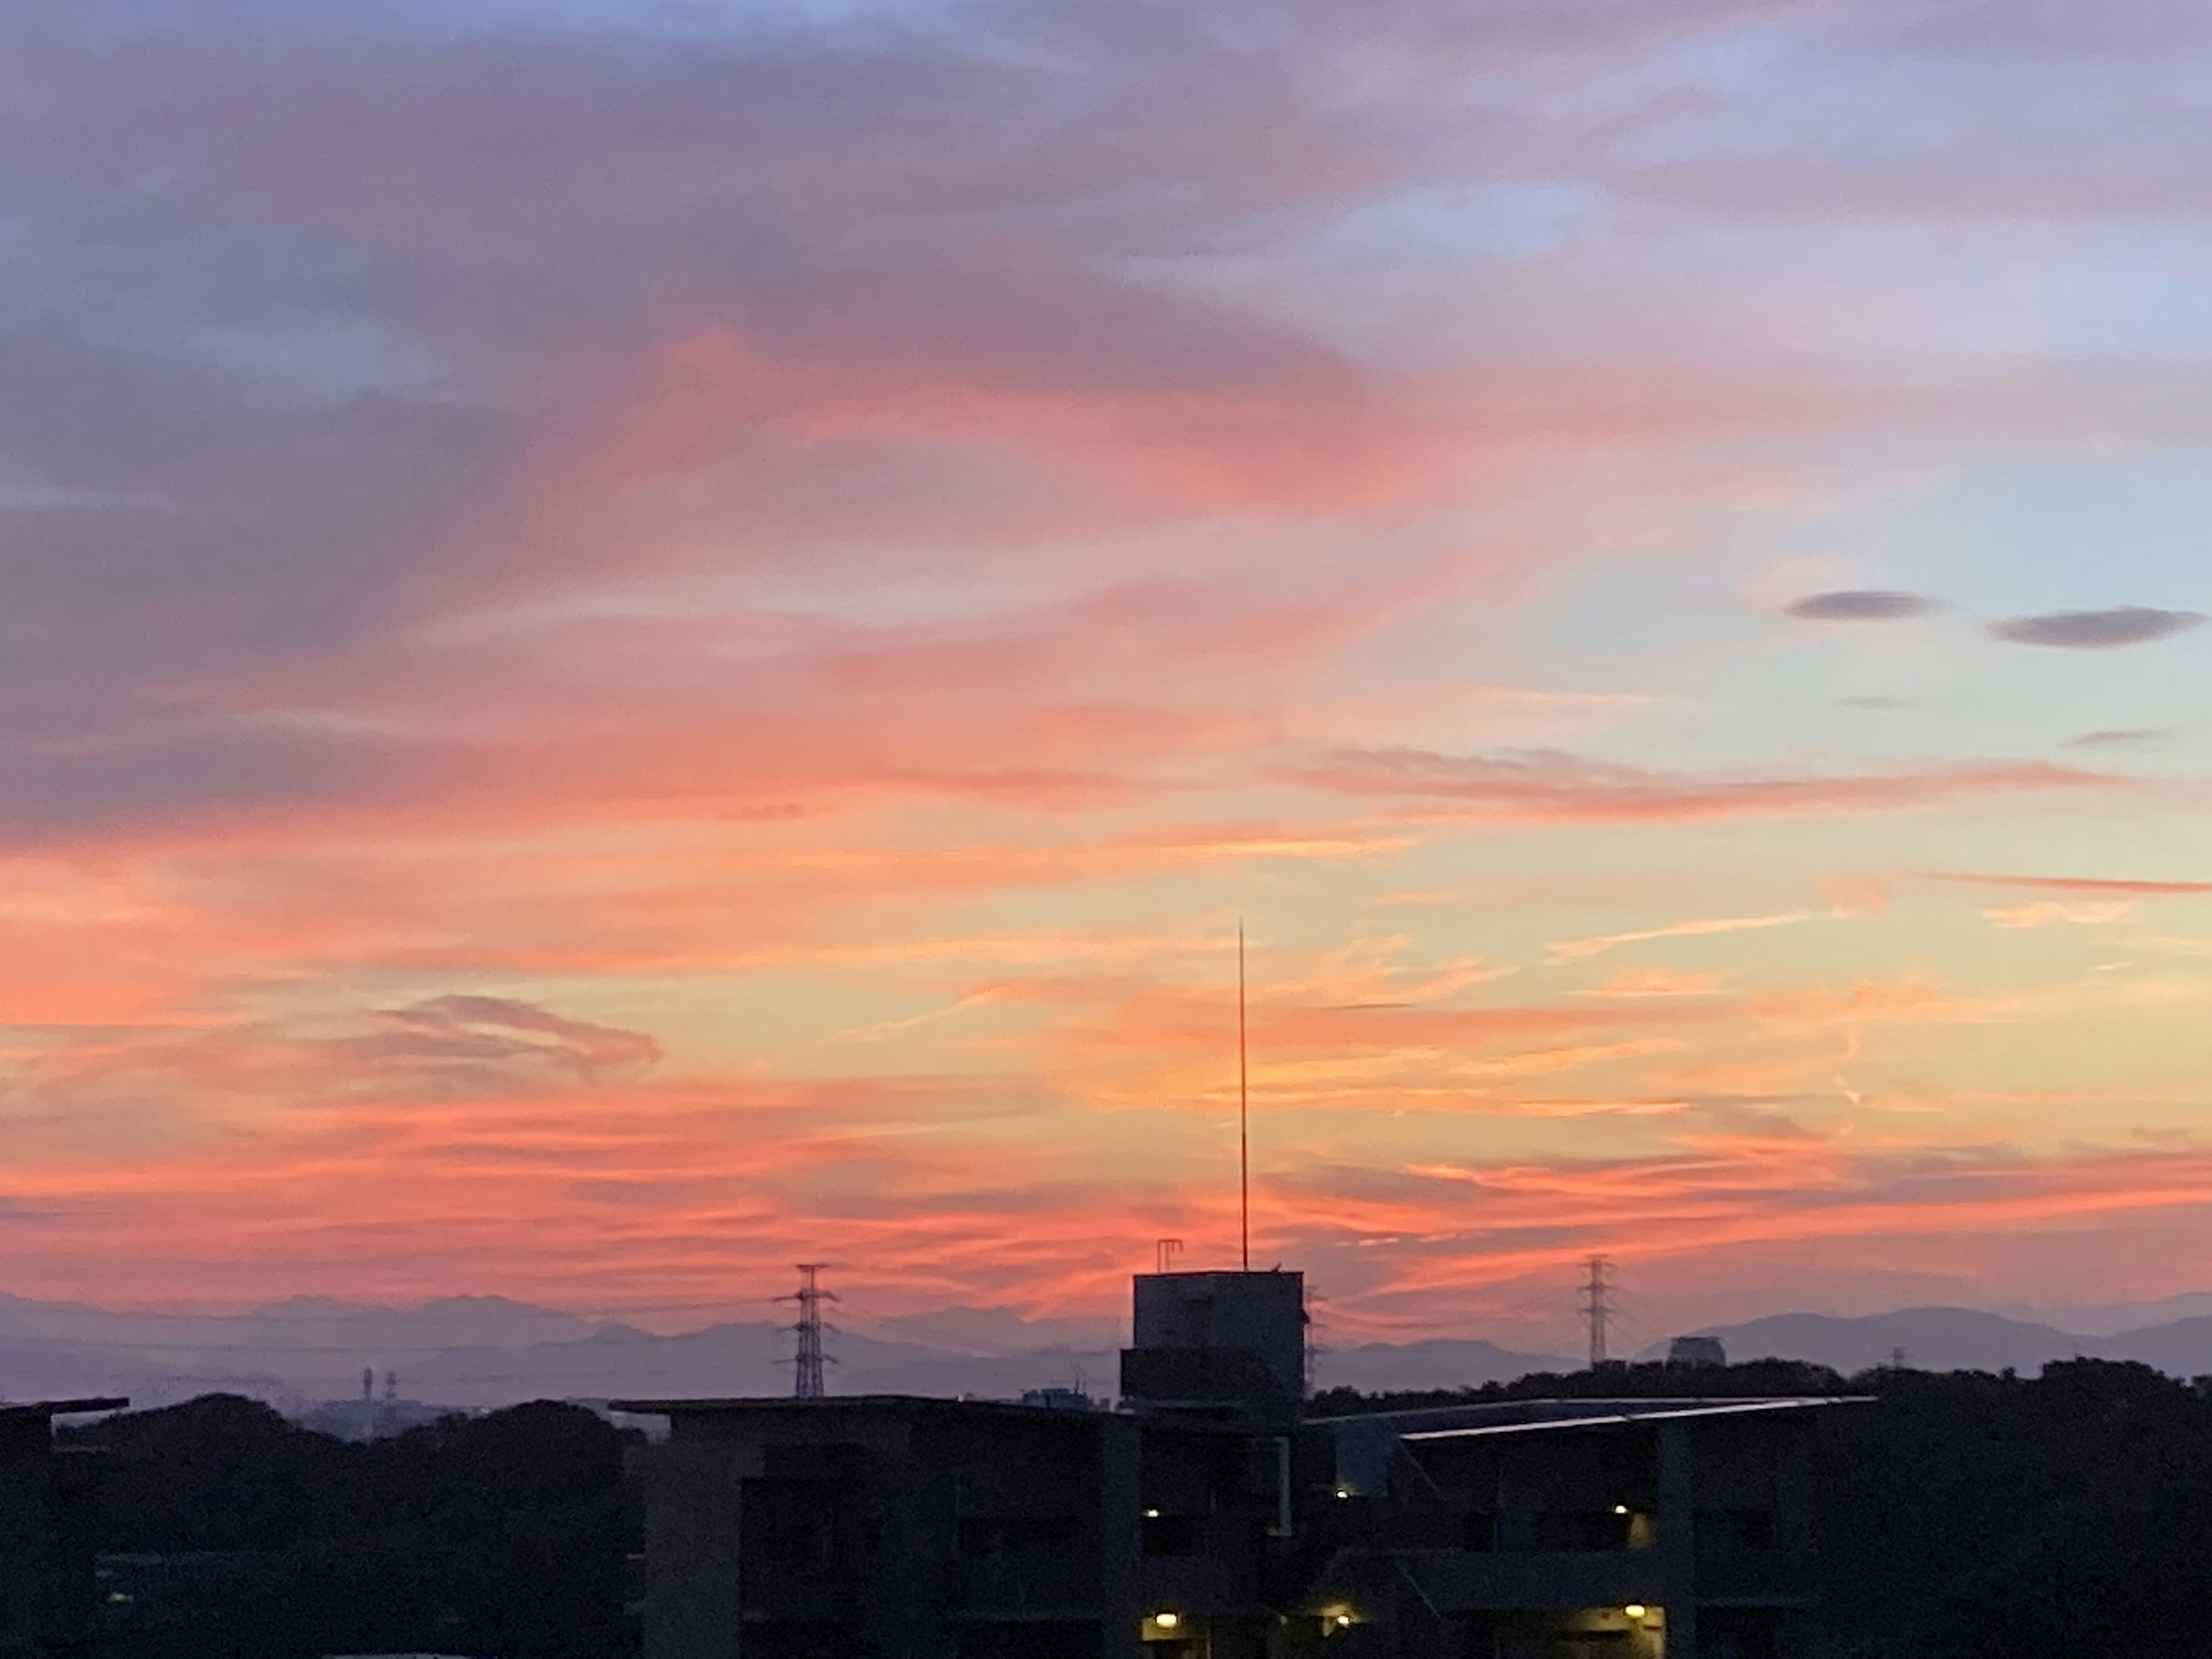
left=69, top=1395, right=641, bottom=1659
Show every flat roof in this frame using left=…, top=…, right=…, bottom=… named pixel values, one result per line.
left=607, top=1394, right=1258, bottom=1437
left=0, top=1397, right=130, bottom=1420
left=1400, top=1396, right=1872, bottom=1443
left=607, top=1393, right=1108, bottom=1420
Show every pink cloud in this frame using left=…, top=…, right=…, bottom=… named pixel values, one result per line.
left=0, top=0, right=2205, bottom=1337
left=1287, top=748, right=2126, bottom=822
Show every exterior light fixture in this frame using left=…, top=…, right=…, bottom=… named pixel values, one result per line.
left=1335, top=1613, right=1354, bottom=1627
left=1613, top=1505, right=1630, bottom=1515
left=1144, top=1508, right=1161, bottom=1518
left=1152, top=1611, right=1180, bottom=1630
left=1334, top=1487, right=1351, bottom=1499
left=1624, top=1604, right=1647, bottom=1620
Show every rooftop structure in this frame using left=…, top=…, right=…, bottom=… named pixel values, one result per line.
left=1119, top=1270, right=1307, bottom=1431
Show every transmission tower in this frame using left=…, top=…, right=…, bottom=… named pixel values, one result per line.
left=1580, top=1255, right=1616, bottom=1368
left=782, top=1264, right=839, bottom=1399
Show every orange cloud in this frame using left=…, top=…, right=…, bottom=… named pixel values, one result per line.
left=1984, top=901, right=2134, bottom=929
left=1548, top=912, right=1812, bottom=964
left=1580, top=967, right=1727, bottom=999
left=1929, top=871, right=2212, bottom=896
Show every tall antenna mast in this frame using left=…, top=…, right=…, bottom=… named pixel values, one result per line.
left=1238, top=919, right=1249, bottom=1272
left=1581, top=1255, right=1615, bottom=1367
left=783, top=1264, right=839, bottom=1398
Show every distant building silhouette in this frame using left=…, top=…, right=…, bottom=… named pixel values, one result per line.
left=1668, top=1335, right=1729, bottom=1367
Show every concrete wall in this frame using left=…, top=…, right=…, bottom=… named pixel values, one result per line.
left=1131, top=1275, right=1306, bottom=1408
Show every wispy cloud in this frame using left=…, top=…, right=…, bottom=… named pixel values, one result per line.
left=1928, top=872, right=2212, bottom=897
left=1289, top=748, right=2122, bottom=823
left=1983, top=901, right=2134, bottom=929
left=1549, top=914, right=1812, bottom=965
left=1578, top=967, right=1728, bottom=998
left=2066, top=728, right=2173, bottom=750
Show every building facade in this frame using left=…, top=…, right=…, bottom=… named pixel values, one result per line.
left=1298, top=1397, right=1858, bottom=1659
left=617, top=1393, right=1295, bottom=1659
left=619, top=1274, right=1861, bottom=1659
left=0, top=1398, right=128, bottom=1658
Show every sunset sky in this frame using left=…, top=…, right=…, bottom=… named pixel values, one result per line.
left=5, top=0, right=2211, bottom=1351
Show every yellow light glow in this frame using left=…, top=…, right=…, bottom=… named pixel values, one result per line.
left=1613, top=1504, right=1630, bottom=1515
left=1335, top=1613, right=1353, bottom=1627
left=1624, top=1604, right=1647, bottom=1620
left=1144, top=1508, right=1160, bottom=1518
left=1152, top=1611, right=1180, bottom=1629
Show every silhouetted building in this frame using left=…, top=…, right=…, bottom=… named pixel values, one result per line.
left=0, top=1397, right=128, bottom=1657
left=1300, top=1396, right=1863, bottom=1658
left=1119, top=1271, right=1307, bottom=1432
left=1667, top=1338, right=1728, bottom=1368
left=614, top=1393, right=1289, bottom=1659
left=620, top=1275, right=1863, bottom=1658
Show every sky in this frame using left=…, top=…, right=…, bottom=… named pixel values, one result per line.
left=3, top=0, right=2211, bottom=1352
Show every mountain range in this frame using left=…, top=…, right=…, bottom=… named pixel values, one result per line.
left=5, top=1290, right=2211, bottom=1414
left=1658, top=1305, right=2212, bottom=1378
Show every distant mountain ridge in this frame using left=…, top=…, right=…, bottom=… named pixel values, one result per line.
left=1658, top=1305, right=2212, bottom=1378
left=5, top=1291, right=2212, bottom=1412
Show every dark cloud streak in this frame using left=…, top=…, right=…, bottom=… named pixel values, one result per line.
left=1992, top=608, right=2203, bottom=648
left=1785, top=590, right=1937, bottom=621
left=2066, top=728, right=2172, bottom=749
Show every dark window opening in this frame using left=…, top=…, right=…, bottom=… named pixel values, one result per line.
left=1698, top=1509, right=1775, bottom=1551
left=743, top=1476, right=869, bottom=1580
left=763, top=1442, right=869, bottom=1480
left=959, top=1517, right=1083, bottom=1558
left=744, top=1622, right=873, bottom=1659
left=1699, top=1609, right=1779, bottom=1659
left=957, top=1620, right=1101, bottom=1659
left=1459, top=1612, right=1502, bottom=1659
left=1142, top=1514, right=1205, bottom=1556
left=1531, top=1510, right=1633, bottom=1551
left=769, top=1518, right=837, bottom=1569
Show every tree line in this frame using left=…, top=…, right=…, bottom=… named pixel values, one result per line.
left=68, top=1355, right=2212, bottom=1657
